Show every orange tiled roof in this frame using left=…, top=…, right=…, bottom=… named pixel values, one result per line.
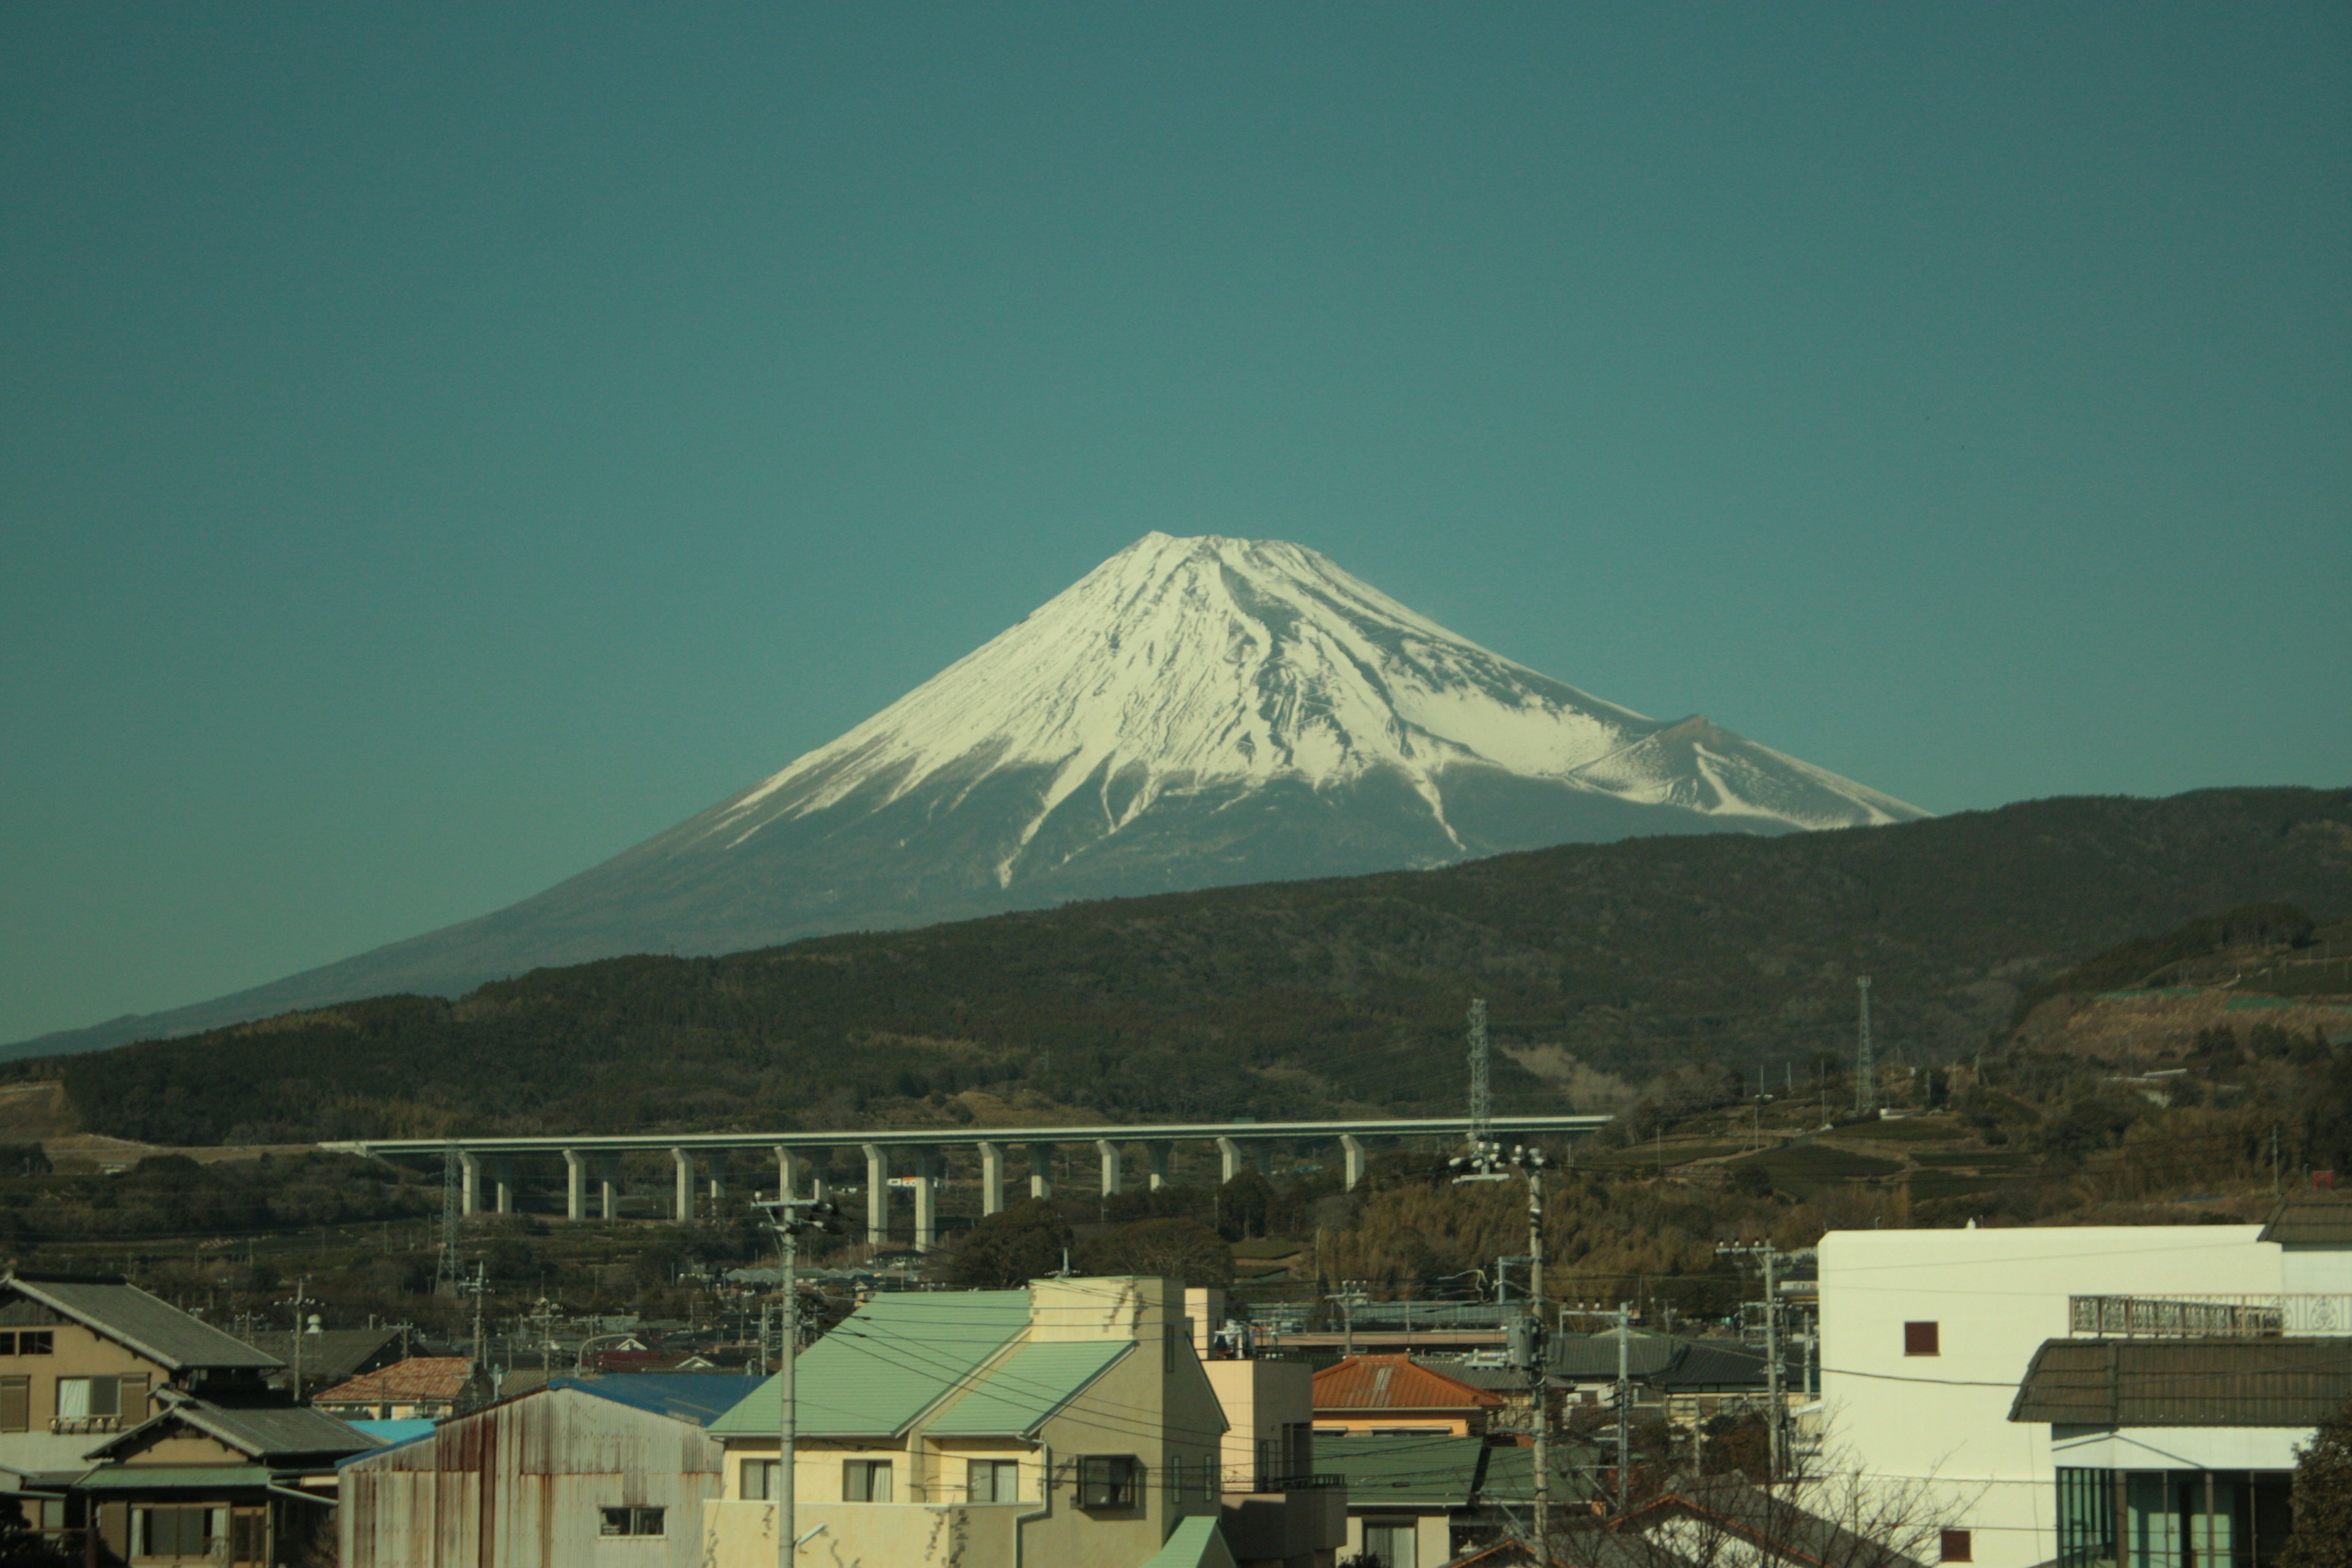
left=311, top=1355, right=474, bottom=1406
left=1311, top=1354, right=1504, bottom=1412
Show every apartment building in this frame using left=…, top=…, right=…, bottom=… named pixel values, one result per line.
left=1818, top=1196, right=2352, bottom=1568
left=702, top=1275, right=1235, bottom=1568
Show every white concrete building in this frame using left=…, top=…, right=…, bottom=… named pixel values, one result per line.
left=1818, top=1199, right=2352, bottom=1568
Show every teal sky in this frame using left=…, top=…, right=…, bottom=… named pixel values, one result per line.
left=3, top=5, right=2347, bottom=1043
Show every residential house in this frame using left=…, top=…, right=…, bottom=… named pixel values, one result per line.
left=1314, top=1355, right=1504, bottom=1438
left=242, top=1325, right=405, bottom=1403
left=1317, top=1434, right=1504, bottom=1568
left=1817, top=1193, right=2352, bottom=1568
left=0, top=1270, right=363, bottom=1561
left=703, top=1275, right=1233, bottom=1568
left=338, top=1373, right=764, bottom=1567
left=1562, top=1476, right=1933, bottom=1568
left=1548, top=1334, right=1777, bottom=1430
left=1190, top=1286, right=1350, bottom=1568
left=77, top=1390, right=373, bottom=1565
left=308, top=1356, right=483, bottom=1422
left=2007, top=1335, right=2340, bottom=1568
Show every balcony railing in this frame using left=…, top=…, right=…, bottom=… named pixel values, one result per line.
left=2068, top=1294, right=2352, bottom=1338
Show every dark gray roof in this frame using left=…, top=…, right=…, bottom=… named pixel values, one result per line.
left=244, top=1329, right=402, bottom=1388
left=2010, top=1338, right=2352, bottom=1428
left=1610, top=1477, right=1930, bottom=1568
left=2261, top=1194, right=2352, bottom=1247
left=4, top=1275, right=281, bottom=1373
left=89, top=1395, right=374, bottom=1464
left=1547, top=1335, right=1766, bottom=1390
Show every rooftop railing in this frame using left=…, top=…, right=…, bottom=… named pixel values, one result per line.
left=2068, top=1294, right=2352, bottom=1338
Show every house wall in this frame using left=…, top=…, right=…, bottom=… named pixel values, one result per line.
left=703, top=1497, right=1022, bottom=1568
left=1817, top=1225, right=2281, bottom=1568
left=1343, top=1508, right=1450, bottom=1568
left=1204, top=1360, right=1313, bottom=1487
left=339, top=1387, right=725, bottom=1568
left=0, top=1303, right=172, bottom=1470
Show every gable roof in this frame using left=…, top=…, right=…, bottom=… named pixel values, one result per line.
left=549, top=1374, right=767, bottom=1428
left=1315, top=1355, right=1504, bottom=1414
left=1317, top=1434, right=1491, bottom=1507
left=310, top=1357, right=474, bottom=1407
left=709, top=1291, right=1031, bottom=1440
left=927, top=1341, right=1133, bottom=1438
left=1607, top=1477, right=1931, bottom=1568
left=87, top=1395, right=373, bottom=1464
left=1549, top=1333, right=1681, bottom=1381
left=2, top=1274, right=281, bottom=1374
left=2009, top=1338, right=2352, bottom=1428
left=1139, top=1515, right=1239, bottom=1568
left=245, top=1328, right=403, bottom=1387
left=2261, top=1192, right=2352, bottom=1246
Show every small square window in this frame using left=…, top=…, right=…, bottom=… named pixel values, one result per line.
left=1078, top=1455, right=1140, bottom=1509
left=742, top=1460, right=778, bottom=1501
left=1904, top=1321, right=1940, bottom=1357
left=597, top=1506, right=665, bottom=1537
left=17, top=1333, right=50, bottom=1357
left=1941, top=1529, right=1973, bottom=1562
left=968, top=1459, right=1020, bottom=1504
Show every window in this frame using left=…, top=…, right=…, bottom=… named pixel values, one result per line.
left=0, top=1377, right=24, bottom=1434
left=56, top=1376, right=121, bottom=1420
left=1077, top=1455, right=1140, bottom=1509
left=0, top=1332, right=51, bottom=1357
left=1940, top=1529, right=1973, bottom=1562
left=597, top=1507, right=665, bottom=1537
left=1904, top=1321, right=1940, bottom=1357
left=843, top=1460, right=893, bottom=1503
left=741, top=1460, right=779, bottom=1501
left=1363, top=1520, right=1419, bottom=1568
left=132, top=1507, right=213, bottom=1556
left=968, top=1459, right=1020, bottom=1504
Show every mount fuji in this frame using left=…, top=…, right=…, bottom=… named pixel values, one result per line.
left=10, top=533, right=1926, bottom=1057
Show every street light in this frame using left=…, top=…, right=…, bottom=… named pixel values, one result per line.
left=752, top=1192, right=845, bottom=1568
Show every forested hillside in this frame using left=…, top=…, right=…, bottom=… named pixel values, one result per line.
left=21, top=786, right=2351, bottom=1145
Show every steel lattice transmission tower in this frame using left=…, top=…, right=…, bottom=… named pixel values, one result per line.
left=435, top=1140, right=462, bottom=1291
left=1854, top=975, right=1876, bottom=1115
left=1468, top=997, right=1491, bottom=1150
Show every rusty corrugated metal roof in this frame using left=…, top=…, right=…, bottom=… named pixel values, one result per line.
left=2009, top=1337, right=2352, bottom=1427
left=2261, top=1192, right=2352, bottom=1246
left=1313, top=1353, right=1503, bottom=1412
left=311, top=1357, right=475, bottom=1407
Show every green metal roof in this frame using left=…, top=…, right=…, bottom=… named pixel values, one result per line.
left=74, top=1465, right=275, bottom=1492
left=1318, top=1434, right=1490, bottom=1508
left=927, top=1340, right=1133, bottom=1437
left=710, top=1291, right=1031, bottom=1439
left=1480, top=1439, right=1603, bottom=1506
left=1138, top=1515, right=1238, bottom=1568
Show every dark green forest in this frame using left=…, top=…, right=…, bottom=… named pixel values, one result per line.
left=20, top=786, right=2352, bottom=1146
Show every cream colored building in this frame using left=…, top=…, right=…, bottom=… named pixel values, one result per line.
left=703, top=1276, right=1237, bottom=1568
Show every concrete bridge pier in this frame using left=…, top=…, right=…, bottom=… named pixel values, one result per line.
left=862, top=1142, right=891, bottom=1246
left=775, top=1146, right=804, bottom=1203
left=911, top=1173, right=938, bottom=1253
left=1027, top=1142, right=1055, bottom=1200
left=492, top=1160, right=515, bottom=1215
left=565, top=1150, right=587, bottom=1222
left=708, top=1157, right=727, bottom=1210
left=977, top=1141, right=1006, bottom=1215
left=1147, top=1142, right=1172, bottom=1191
left=1216, top=1137, right=1245, bottom=1184
left=460, top=1153, right=483, bottom=1216
left=1341, top=1134, right=1368, bottom=1192
left=671, top=1148, right=695, bottom=1221
left=599, top=1158, right=620, bottom=1221
left=1096, top=1139, right=1123, bottom=1197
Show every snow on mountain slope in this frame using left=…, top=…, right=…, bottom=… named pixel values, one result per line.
left=704, top=533, right=1920, bottom=884
left=4, top=533, right=1930, bottom=1057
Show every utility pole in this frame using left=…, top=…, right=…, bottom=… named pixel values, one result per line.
left=1763, top=1247, right=1781, bottom=1482
left=279, top=1278, right=315, bottom=1404
left=1515, top=1146, right=1551, bottom=1555
left=1615, top=1300, right=1631, bottom=1515
left=435, top=1141, right=462, bottom=1294
left=755, top=1188, right=845, bottom=1568
left=1855, top=976, right=1877, bottom=1115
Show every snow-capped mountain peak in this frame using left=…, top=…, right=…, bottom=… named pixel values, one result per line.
left=706, top=533, right=1921, bottom=885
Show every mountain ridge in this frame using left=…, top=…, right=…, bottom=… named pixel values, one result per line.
left=21, top=786, right=2352, bottom=1144
left=10, top=532, right=1925, bottom=1058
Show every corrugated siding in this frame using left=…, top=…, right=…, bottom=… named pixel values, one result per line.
left=340, top=1387, right=724, bottom=1568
